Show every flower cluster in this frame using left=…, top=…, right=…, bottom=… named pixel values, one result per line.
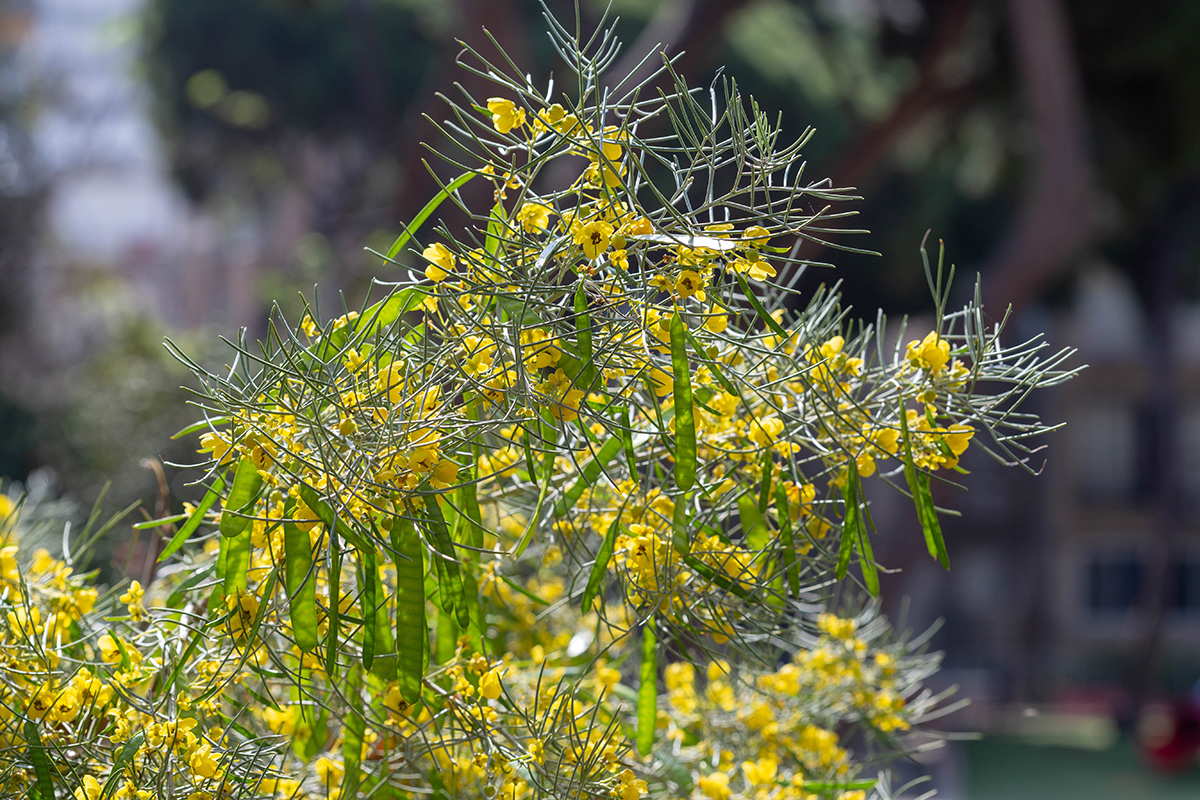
left=0, top=10, right=1073, bottom=800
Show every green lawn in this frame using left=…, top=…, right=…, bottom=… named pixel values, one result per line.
left=966, top=737, right=1200, bottom=800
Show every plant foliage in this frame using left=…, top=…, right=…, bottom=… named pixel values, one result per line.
left=0, top=7, right=1074, bottom=800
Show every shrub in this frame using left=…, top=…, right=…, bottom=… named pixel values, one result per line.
left=0, top=9, right=1073, bottom=800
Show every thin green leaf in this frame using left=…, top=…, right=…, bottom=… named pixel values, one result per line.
left=637, top=619, right=657, bottom=756
left=459, top=477, right=483, bottom=551
left=522, top=432, right=538, bottom=483
left=385, top=171, right=474, bottom=260
left=620, top=405, right=638, bottom=486
left=683, top=324, right=739, bottom=397
left=390, top=518, right=426, bottom=703
left=737, top=493, right=769, bottom=550
left=423, top=496, right=469, bottom=629
left=436, top=605, right=458, bottom=666
left=484, top=201, right=506, bottom=266
left=360, top=549, right=378, bottom=672
left=672, top=491, right=690, bottom=555
left=775, top=483, right=801, bottom=596
left=318, top=288, right=427, bottom=359
left=844, top=469, right=879, bottom=595
left=222, top=529, right=251, bottom=595
left=498, top=573, right=551, bottom=606
left=574, top=284, right=596, bottom=387
left=158, top=475, right=225, bottom=561
left=101, top=731, right=146, bottom=799
left=552, top=436, right=623, bottom=517
left=219, top=456, right=262, bottom=538
left=284, top=513, right=319, bottom=654
left=166, top=561, right=215, bottom=609
left=326, top=531, right=343, bottom=677
left=736, top=273, right=789, bottom=338
left=513, top=419, right=558, bottom=558
left=582, top=517, right=620, bottom=612
left=171, top=417, right=229, bottom=439
left=24, top=720, right=54, bottom=800
left=670, top=312, right=696, bottom=491
left=801, top=780, right=878, bottom=792
left=899, top=401, right=950, bottom=569
left=757, top=448, right=773, bottom=514
left=917, top=472, right=949, bottom=569
left=297, top=483, right=372, bottom=551
left=835, top=486, right=855, bottom=582
left=834, top=471, right=878, bottom=593
left=133, top=513, right=186, bottom=530
left=343, top=667, right=366, bottom=796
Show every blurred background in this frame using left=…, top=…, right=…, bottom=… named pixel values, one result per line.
left=1, top=0, right=1198, bottom=795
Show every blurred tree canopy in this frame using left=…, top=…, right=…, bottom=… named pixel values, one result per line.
left=138, top=0, right=1200, bottom=318
left=144, top=0, right=440, bottom=200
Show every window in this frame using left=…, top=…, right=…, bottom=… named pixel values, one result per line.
left=1180, top=409, right=1200, bottom=509
left=1086, top=550, right=1141, bottom=615
left=1169, top=559, right=1200, bottom=615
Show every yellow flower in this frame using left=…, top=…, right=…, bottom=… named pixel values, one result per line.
left=542, top=368, right=586, bottom=422
left=0, top=545, right=17, bottom=582
left=874, top=425, right=900, bottom=455
left=574, top=219, right=614, bottom=260
left=224, top=591, right=261, bottom=641
left=480, top=668, right=503, bottom=700
left=743, top=225, right=771, bottom=244
left=384, top=683, right=412, bottom=718
left=74, top=776, right=103, bottom=800
left=487, top=97, right=526, bottom=134
left=98, top=633, right=137, bottom=665
left=119, top=580, right=144, bottom=605
left=114, top=781, right=153, bottom=800
left=613, top=769, right=647, bottom=800
left=946, top=423, right=974, bottom=456
left=818, top=612, right=857, bottom=640
left=263, top=705, right=298, bottom=736
left=745, top=251, right=776, bottom=280
left=189, top=744, right=221, bottom=780
left=27, top=684, right=57, bottom=720
left=665, top=662, right=694, bottom=690
left=696, top=773, right=731, bottom=800
left=430, top=459, right=460, bottom=489
left=51, top=685, right=81, bottom=722
left=0, top=494, right=14, bottom=522
left=521, top=327, right=562, bottom=370
left=675, top=269, right=706, bottom=300
left=422, top=242, right=456, bottom=282
left=731, top=250, right=776, bottom=281
left=254, top=779, right=301, bottom=800
left=535, top=103, right=566, bottom=131
left=198, top=432, right=233, bottom=465
left=517, top=203, right=553, bottom=233
left=748, top=416, right=783, bottom=446
left=704, top=312, right=728, bottom=333
left=742, top=757, right=778, bottom=786
left=906, top=331, right=950, bottom=375
left=316, top=756, right=344, bottom=788
left=648, top=274, right=672, bottom=292
left=646, top=366, right=673, bottom=398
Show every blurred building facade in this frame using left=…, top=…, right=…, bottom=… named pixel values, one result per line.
left=888, top=265, right=1200, bottom=724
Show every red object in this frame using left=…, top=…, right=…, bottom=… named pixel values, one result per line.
left=1140, top=698, right=1200, bottom=773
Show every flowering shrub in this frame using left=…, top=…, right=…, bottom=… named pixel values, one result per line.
left=0, top=10, right=1073, bottom=800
